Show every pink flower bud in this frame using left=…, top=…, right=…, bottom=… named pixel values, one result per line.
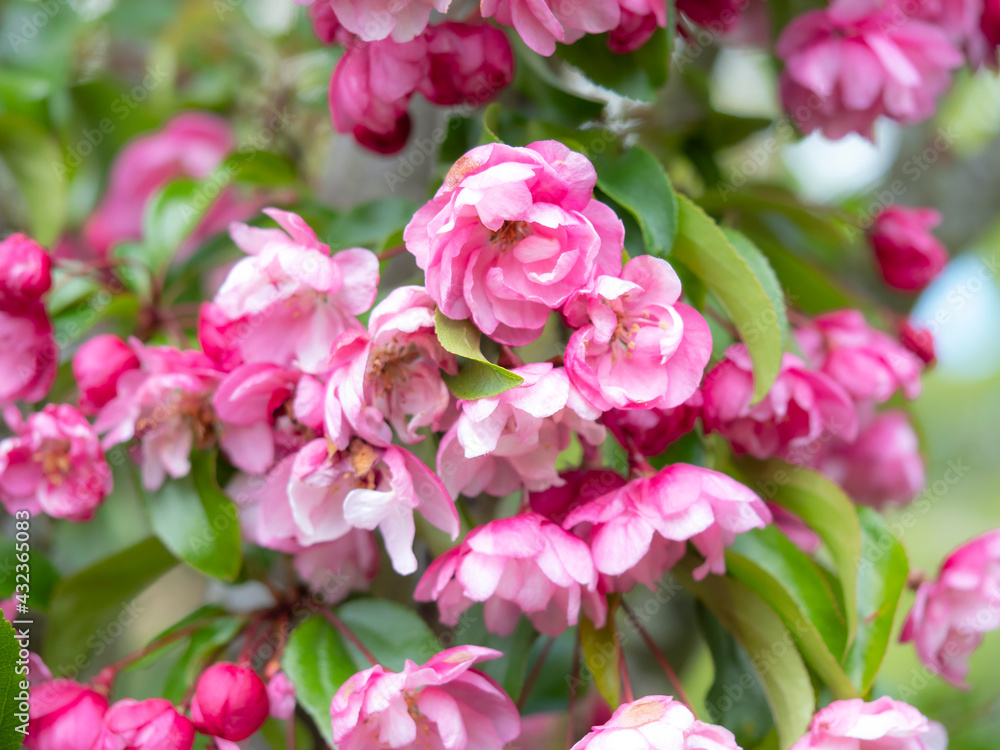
left=190, top=663, right=269, bottom=742
left=871, top=207, right=949, bottom=292
left=73, top=335, right=141, bottom=416
left=26, top=679, right=108, bottom=750
left=94, top=699, right=194, bottom=750
left=266, top=672, right=296, bottom=720
left=901, top=320, right=936, bottom=365
left=0, top=233, right=51, bottom=310
left=419, top=22, right=514, bottom=107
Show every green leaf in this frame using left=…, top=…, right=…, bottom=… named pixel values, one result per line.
left=162, top=616, right=245, bottom=703
left=0, top=539, right=58, bottom=611
left=126, top=605, right=229, bottom=672
left=843, top=508, right=908, bottom=694
left=482, top=103, right=502, bottom=144
left=141, top=178, right=214, bottom=273
left=143, top=451, right=242, bottom=582
left=44, top=538, right=177, bottom=672
left=727, top=528, right=857, bottom=700
left=434, top=310, right=524, bottom=400
left=0, top=114, right=66, bottom=245
left=221, top=150, right=297, bottom=186
left=593, top=146, right=678, bottom=258
left=675, top=559, right=814, bottom=750
left=454, top=609, right=538, bottom=698
left=556, top=28, right=668, bottom=102
left=324, top=198, right=418, bottom=252
left=337, top=598, right=440, bottom=671
left=282, top=616, right=357, bottom=745
left=721, top=229, right=790, bottom=351
left=579, top=614, right=620, bottom=708
left=672, top=194, right=784, bottom=402
left=0, top=616, right=24, bottom=749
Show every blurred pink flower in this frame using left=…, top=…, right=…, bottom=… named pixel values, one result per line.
left=0, top=303, right=57, bottom=406
left=610, top=0, right=666, bottom=53
left=420, top=22, right=514, bottom=107
left=94, top=698, right=194, bottom=750
left=73, top=334, right=141, bottom=417
left=789, top=697, right=947, bottom=749
left=326, top=0, right=449, bottom=42
left=266, top=672, right=296, bottom=720
left=26, top=679, right=108, bottom=750
left=481, top=0, right=621, bottom=55
left=0, top=233, right=51, bottom=311
left=870, top=206, right=949, bottom=292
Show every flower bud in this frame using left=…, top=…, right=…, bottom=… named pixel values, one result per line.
left=871, top=207, right=948, bottom=292
left=95, top=699, right=194, bottom=750
left=0, top=233, right=51, bottom=311
left=73, top=335, right=140, bottom=416
left=26, top=679, right=108, bottom=750
left=190, top=663, right=269, bottom=741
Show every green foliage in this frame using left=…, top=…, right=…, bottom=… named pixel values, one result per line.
left=435, top=310, right=524, bottom=399
left=337, top=598, right=440, bottom=671
left=0, top=616, right=24, bottom=750
left=0, top=113, right=66, bottom=245
left=162, top=616, right=245, bottom=703
left=556, top=28, right=669, bottom=102
left=0, top=540, right=58, bottom=611
left=580, top=613, right=621, bottom=709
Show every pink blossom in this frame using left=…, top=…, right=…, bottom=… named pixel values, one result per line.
left=981, top=0, right=1000, bottom=66
left=870, top=207, right=949, bottom=292
left=308, top=0, right=352, bottom=44
left=676, top=0, right=746, bottom=30
left=0, top=233, right=51, bottom=310
left=0, top=303, right=57, bottom=406
left=416, top=513, right=606, bottom=636
left=95, top=342, right=223, bottom=491
left=817, top=410, right=925, bottom=508
left=700, top=345, right=858, bottom=463
left=329, top=37, right=427, bottom=154
left=420, top=22, right=514, bottom=107
left=330, top=646, right=520, bottom=749
left=266, top=672, right=296, bottom=720
left=901, top=320, right=936, bottom=365
left=73, top=335, right=141, bottom=416
left=900, top=529, right=1000, bottom=688
left=777, top=0, right=963, bottom=139
left=200, top=208, right=378, bottom=374
left=436, top=363, right=606, bottom=498
left=191, top=663, right=269, bottom=742
left=26, top=679, right=108, bottom=750
left=326, top=286, right=456, bottom=448
left=602, top=392, right=702, bottom=458
left=564, top=463, right=770, bottom=587
left=404, top=141, right=625, bottom=345
left=94, top=698, right=194, bottom=750
left=564, top=255, right=712, bottom=411
left=0, top=404, right=112, bottom=521
left=610, top=0, right=667, bottom=53
left=789, top=697, right=947, bottom=750
left=481, top=0, right=621, bottom=56
left=325, top=0, right=449, bottom=42
left=530, top=469, right=627, bottom=526
left=795, top=310, right=923, bottom=405
left=571, top=695, right=740, bottom=750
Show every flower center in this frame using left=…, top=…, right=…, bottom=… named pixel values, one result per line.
left=135, top=391, right=216, bottom=447
left=33, top=439, right=72, bottom=484
left=347, top=437, right=379, bottom=490
left=369, top=344, right=420, bottom=393
left=490, top=220, right=529, bottom=249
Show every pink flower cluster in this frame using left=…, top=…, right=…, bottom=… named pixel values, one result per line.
left=790, top=697, right=947, bottom=750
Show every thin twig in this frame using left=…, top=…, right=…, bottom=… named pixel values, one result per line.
left=518, top=636, right=556, bottom=711
left=567, top=636, right=582, bottom=749
left=320, top=609, right=378, bottom=666
left=620, top=601, right=696, bottom=714
left=619, top=644, right=634, bottom=703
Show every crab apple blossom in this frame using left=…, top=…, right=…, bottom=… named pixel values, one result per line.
left=325, top=286, right=456, bottom=449
left=563, top=463, right=771, bottom=587
left=0, top=303, right=57, bottom=406
left=900, top=529, right=1000, bottom=688
left=789, top=697, right=947, bottom=750
left=570, top=695, right=741, bottom=750
left=191, top=662, right=269, bottom=742
left=419, top=22, right=515, bottom=107
left=25, top=679, right=109, bottom=750
left=609, top=5, right=662, bottom=53
left=795, top=310, right=923, bottom=405
left=564, top=255, right=712, bottom=411
left=404, top=141, right=625, bottom=346
left=436, top=363, right=605, bottom=498
left=481, top=0, right=621, bottom=56
left=530, top=469, right=628, bottom=526
left=321, top=0, right=449, bottom=42
left=200, top=208, right=378, bottom=373
left=870, top=207, right=949, bottom=292
left=266, top=672, right=296, bottom=720
left=0, top=232, right=51, bottom=310
left=776, top=0, right=963, bottom=139
left=0, top=404, right=112, bottom=521
left=701, top=345, right=858, bottom=463
left=307, top=0, right=352, bottom=45
left=94, top=699, right=195, bottom=750
left=73, top=334, right=141, bottom=417
left=416, top=513, right=606, bottom=636
left=330, top=646, right=520, bottom=750
left=602, top=392, right=702, bottom=459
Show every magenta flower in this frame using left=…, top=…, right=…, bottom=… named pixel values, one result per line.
left=795, top=310, right=923, bottom=405
left=701, top=345, right=858, bottom=463
left=602, top=392, right=702, bottom=459
left=0, top=232, right=51, bottom=310
left=789, top=697, right=947, bottom=749
left=777, top=0, right=962, bottom=139
left=404, top=141, right=625, bottom=345
left=436, top=363, right=605, bottom=497
left=564, top=464, right=771, bottom=587
left=564, top=255, right=712, bottom=411
left=26, top=679, right=108, bottom=750
left=901, top=529, right=1000, bottom=688
left=530, top=469, right=628, bottom=526
left=94, top=698, right=194, bottom=750
left=0, top=303, right=56, bottom=407
left=420, top=22, right=514, bottom=107
left=330, top=646, right=520, bottom=749
left=200, top=208, right=378, bottom=374
left=570, top=695, right=740, bottom=750
left=73, top=335, right=141, bottom=417
left=0, top=404, right=112, bottom=522
left=191, top=663, right=269, bottom=742
left=416, top=513, right=606, bottom=636
left=870, top=207, right=949, bottom=292
left=481, top=0, right=621, bottom=56
left=609, top=0, right=667, bottom=53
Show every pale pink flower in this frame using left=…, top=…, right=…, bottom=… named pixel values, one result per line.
left=871, top=207, right=949, bottom=292
left=0, top=303, right=57, bottom=406
left=602, top=392, right=702, bottom=458
left=325, top=286, right=456, bottom=448
left=435, top=363, right=606, bottom=498
left=330, top=646, right=520, bottom=750
left=73, top=334, right=141, bottom=416
left=404, top=141, right=625, bottom=346
left=0, top=233, right=51, bottom=310
left=200, top=208, right=378, bottom=374
left=564, top=255, right=712, bottom=411
left=94, top=698, right=195, bottom=750
left=420, top=22, right=515, bottom=106
left=701, top=345, right=858, bottom=463
left=191, top=663, right=269, bottom=742
left=817, top=410, right=925, bottom=508
left=777, top=0, right=963, bottom=139
left=795, top=310, right=923, bottom=405
left=571, top=695, right=740, bottom=750
left=564, top=463, right=770, bottom=587
left=416, top=513, right=606, bottom=637
left=323, top=0, right=449, bottom=42
left=0, top=404, right=112, bottom=521
left=789, top=697, right=947, bottom=750
left=481, top=0, right=621, bottom=56
left=26, top=679, right=108, bottom=750
left=329, top=37, right=427, bottom=154
left=95, top=342, right=223, bottom=491
left=266, top=672, right=296, bottom=720
left=900, top=529, right=1000, bottom=688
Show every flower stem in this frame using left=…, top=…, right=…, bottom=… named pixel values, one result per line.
left=320, top=609, right=378, bottom=666
left=517, top=636, right=556, bottom=711
left=620, top=601, right=696, bottom=715
left=567, top=636, right=581, bottom=749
